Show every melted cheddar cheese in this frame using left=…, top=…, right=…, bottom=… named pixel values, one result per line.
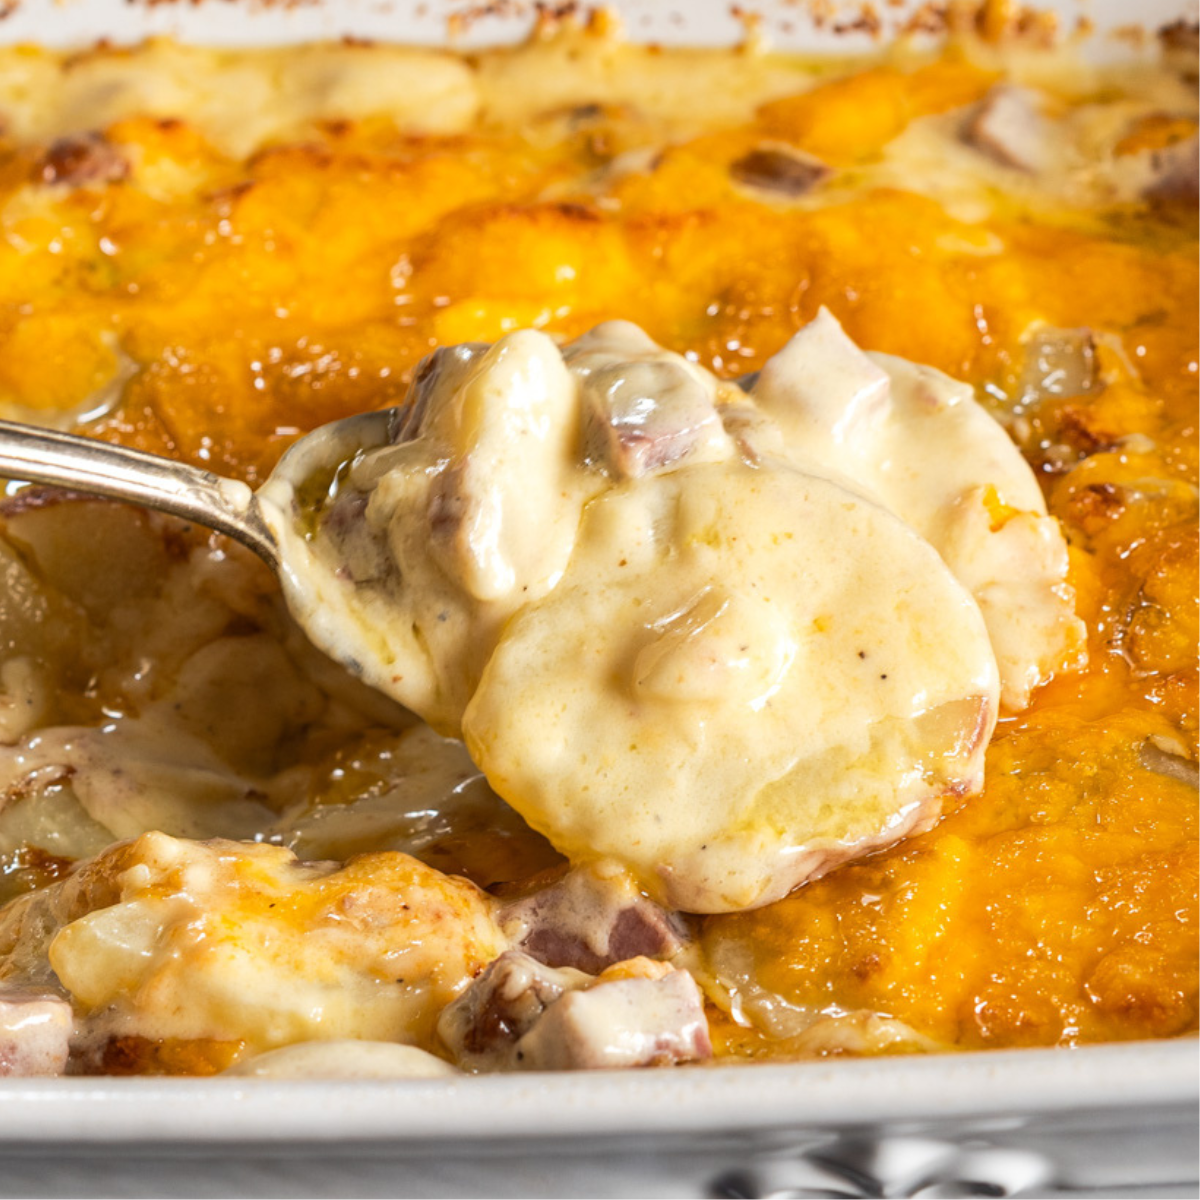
left=0, top=23, right=1193, bottom=1067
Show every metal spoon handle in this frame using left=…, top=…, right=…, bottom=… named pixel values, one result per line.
left=0, top=420, right=279, bottom=569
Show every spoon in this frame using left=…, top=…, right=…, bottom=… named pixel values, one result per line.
left=0, top=412, right=398, bottom=574
left=0, top=373, right=768, bottom=572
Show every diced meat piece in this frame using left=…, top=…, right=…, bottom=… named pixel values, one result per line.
left=1144, top=135, right=1199, bottom=203
left=962, top=85, right=1052, bottom=173
left=1018, top=326, right=1097, bottom=406
left=729, top=146, right=830, bottom=197
left=37, top=133, right=129, bottom=188
left=437, top=949, right=579, bottom=1072
left=1139, top=737, right=1199, bottom=789
left=499, top=864, right=687, bottom=974
left=0, top=992, right=72, bottom=1076
left=438, top=950, right=711, bottom=1072
left=580, top=359, right=726, bottom=478
left=512, top=967, right=712, bottom=1071
left=564, top=321, right=731, bottom=479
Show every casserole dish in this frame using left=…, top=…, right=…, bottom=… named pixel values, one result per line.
left=0, top=0, right=1194, bottom=1195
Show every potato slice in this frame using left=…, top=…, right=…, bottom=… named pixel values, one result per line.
left=751, top=308, right=1086, bottom=710
left=464, top=461, right=999, bottom=913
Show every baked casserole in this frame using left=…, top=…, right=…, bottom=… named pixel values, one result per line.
left=0, top=7, right=1193, bottom=1078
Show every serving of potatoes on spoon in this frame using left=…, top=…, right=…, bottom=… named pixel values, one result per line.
left=0, top=310, right=1085, bottom=913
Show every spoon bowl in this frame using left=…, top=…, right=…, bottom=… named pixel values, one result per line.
left=0, top=410, right=400, bottom=576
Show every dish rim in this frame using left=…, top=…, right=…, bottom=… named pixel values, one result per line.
left=0, top=1039, right=1192, bottom=1145
left=0, top=0, right=1194, bottom=53
left=0, top=0, right=1192, bottom=1128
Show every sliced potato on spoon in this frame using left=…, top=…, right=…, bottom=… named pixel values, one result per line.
left=464, top=461, right=998, bottom=913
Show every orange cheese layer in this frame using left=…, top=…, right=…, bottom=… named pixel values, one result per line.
left=0, top=33, right=1194, bottom=1056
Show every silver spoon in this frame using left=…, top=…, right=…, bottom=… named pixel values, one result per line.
left=0, top=372, right=765, bottom=572
left=0, top=412, right=398, bottom=574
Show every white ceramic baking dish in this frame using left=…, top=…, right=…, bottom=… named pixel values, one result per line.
left=0, top=2, right=1195, bottom=1196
